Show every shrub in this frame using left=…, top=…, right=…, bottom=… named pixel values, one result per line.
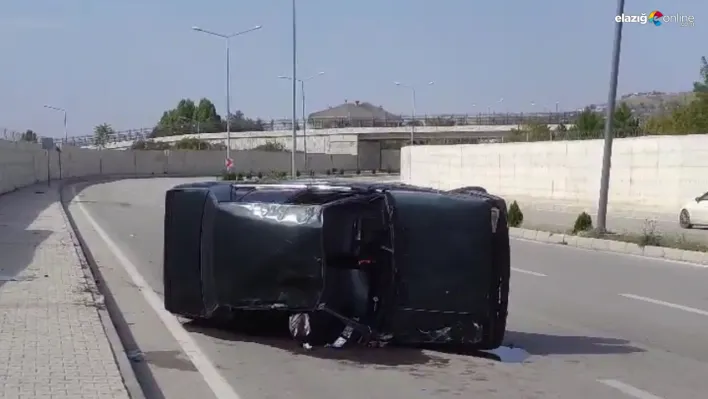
left=508, top=201, right=523, bottom=227
left=356, top=169, right=361, bottom=175
left=257, top=171, right=263, bottom=179
left=246, top=170, right=253, bottom=179
left=296, top=170, right=301, bottom=177
left=573, top=212, right=593, bottom=233
left=639, top=219, right=662, bottom=247
left=237, top=172, right=244, bottom=181
left=326, top=169, right=332, bottom=175
left=339, top=168, right=344, bottom=175
left=222, top=171, right=237, bottom=180
left=332, top=168, right=338, bottom=173
left=371, top=169, right=377, bottom=174
left=254, top=141, right=286, bottom=152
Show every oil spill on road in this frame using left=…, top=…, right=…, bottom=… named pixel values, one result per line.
left=480, top=345, right=531, bottom=363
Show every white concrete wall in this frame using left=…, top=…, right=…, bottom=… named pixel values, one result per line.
left=0, top=140, right=360, bottom=195
left=401, top=134, right=708, bottom=213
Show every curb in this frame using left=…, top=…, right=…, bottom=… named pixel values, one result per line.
left=510, top=227, right=708, bottom=267
left=58, top=180, right=148, bottom=399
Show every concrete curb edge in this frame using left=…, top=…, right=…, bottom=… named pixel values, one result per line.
left=510, top=227, right=708, bottom=267
left=58, top=180, right=148, bottom=399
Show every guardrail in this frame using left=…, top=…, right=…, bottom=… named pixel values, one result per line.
left=36, top=111, right=580, bottom=147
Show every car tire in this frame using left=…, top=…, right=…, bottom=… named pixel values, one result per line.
left=680, top=209, right=693, bottom=229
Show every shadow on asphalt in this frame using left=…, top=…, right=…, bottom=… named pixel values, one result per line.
left=183, top=318, right=644, bottom=367
left=0, top=185, right=54, bottom=291
left=503, top=331, right=645, bottom=356
left=183, top=318, right=452, bottom=368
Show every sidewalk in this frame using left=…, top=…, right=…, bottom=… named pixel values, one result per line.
left=0, top=184, right=130, bottom=398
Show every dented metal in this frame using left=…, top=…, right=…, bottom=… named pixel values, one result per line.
left=163, top=180, right=511, bottom=350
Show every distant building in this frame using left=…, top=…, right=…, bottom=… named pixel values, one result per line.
left=308, top=100, right=403, bottom=128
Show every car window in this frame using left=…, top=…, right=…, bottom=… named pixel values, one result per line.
left=700, top=192, right=708, bottom=201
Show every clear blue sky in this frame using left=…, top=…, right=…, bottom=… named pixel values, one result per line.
left=0, top=0, right=705, bottom=137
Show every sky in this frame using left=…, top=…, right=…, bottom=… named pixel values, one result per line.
left=0, top=0, right=705, bottom=138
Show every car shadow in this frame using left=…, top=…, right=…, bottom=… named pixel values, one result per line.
left=182, top=318, right=645, bottom=367
left=501, top=331, right=645, bottom=356
left=182, top=318, right=452, bottom=368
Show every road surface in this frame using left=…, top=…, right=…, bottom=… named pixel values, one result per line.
left=64, top=177, right=708, bottom=399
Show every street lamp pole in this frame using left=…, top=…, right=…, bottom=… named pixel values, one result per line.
left=278, top=72, right=324, bottom=170
left=192, top=24, right=262, bottom=166
left=44, top=105, right=67, bottom=142
left=291, top=0, right=297, bottom=177
left=394, top=81, right=433, bottom=145
left=597, top=0, right=625, bottom=233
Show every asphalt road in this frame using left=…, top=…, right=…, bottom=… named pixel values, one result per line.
left=65, top=177, right=708, bottom=399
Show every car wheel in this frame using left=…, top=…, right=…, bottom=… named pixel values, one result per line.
left=679, top=209, right=693, bottom=229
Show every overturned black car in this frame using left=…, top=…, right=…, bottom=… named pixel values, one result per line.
left=163, top=180, right=510, bottom=350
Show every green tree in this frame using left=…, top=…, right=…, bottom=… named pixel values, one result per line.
left=194, top=98, right=223, bottom=133
left=131, top=139, right=171, bottom=150
left=20, top=129, right=38, bottom=143
left=644, top=56, right=708, bottom=135
left=507, top=122, right=552, bottom=142
left=174, top=137, right=213, bottom=150
left=612, top=103, right=640, bottom=137
left=224, top=110, right=265, bottom=132
left=570, top=107, right=605, bottom=139
left=94, top=123, right=114, bottom=148
left=152, top=99, right=197, bottom=137
left=692, top=56, right=708, bottom=93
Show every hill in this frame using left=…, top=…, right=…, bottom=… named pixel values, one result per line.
left=586, top=91, right=695, bottom=119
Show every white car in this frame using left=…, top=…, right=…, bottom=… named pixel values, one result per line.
left=679, top=191, right=708, bottom=228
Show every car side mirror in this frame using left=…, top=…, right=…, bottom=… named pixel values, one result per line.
left=696, top=197, right=702, bottom=202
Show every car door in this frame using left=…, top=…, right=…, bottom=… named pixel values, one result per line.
left=694, top=191, right=708, bottom=225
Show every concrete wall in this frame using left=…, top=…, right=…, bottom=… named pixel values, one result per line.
left=401, top=134, right=708, bottom=213
left=0, top=140, right=360, bottom=195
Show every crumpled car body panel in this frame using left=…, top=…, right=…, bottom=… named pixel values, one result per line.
left=163, top=179, right=510, bottom=349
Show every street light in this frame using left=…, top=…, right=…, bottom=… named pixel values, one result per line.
left=192, top=24, right=262, bottom=166
left=290, top=0, right=297, bottom=177
left=394, top=81, right=434, bottom=145
left=43, top=105, right=67, bottom=141
left=278, top=71, right=324, bottom=169
left=597, top=0, right=625, bottom=233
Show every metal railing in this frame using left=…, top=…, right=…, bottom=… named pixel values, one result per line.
left=44, top=111, right=582, bottom=147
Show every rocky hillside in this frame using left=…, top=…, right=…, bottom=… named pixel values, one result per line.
left=587, top=91, right=694, bottom=118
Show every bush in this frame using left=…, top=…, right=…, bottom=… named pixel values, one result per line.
left=237, top=172, right=244, bottom=180
left=246, top=170, right=253, bottom=179
left=326, top=169, right=332, bottom=175
left=296, top=170, right=301, bottom=177
left=508, top=201, right=523, bottom=227
left=339, top=168, right=344, bottom=175
left=254, top=141, right=286, bottom=152
left=573, top=212, right=593, bottom=233
left=639, top=219, right=662, bottom=247
left=257, top=171, right=263, bottom=179
left=356, top=169, right=361, bottom=175
left=222, top=171, right=237, bottom=180
left=371, top=169, right=377, bottom=174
